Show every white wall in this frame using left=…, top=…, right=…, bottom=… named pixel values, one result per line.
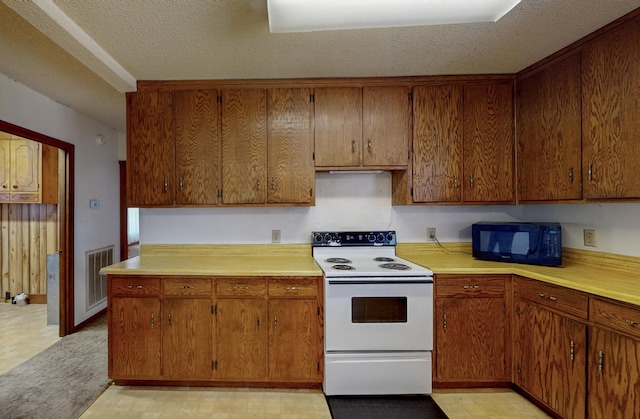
left=0, top=74, right=121, bottom=326
left=142, top=171, right=640, bottom=258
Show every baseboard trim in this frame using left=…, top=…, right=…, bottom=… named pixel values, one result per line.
left=74, top=308, right=107, bottom=332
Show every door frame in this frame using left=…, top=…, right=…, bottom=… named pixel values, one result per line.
left=0, top=120, right=75, bottom=336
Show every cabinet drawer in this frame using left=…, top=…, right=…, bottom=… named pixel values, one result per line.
left=591, top=298, right=640, bottom=339
left=269, top=278, right=318, bottom=297
left=110, top=277, right=160, bottom=296
left=516, top=277, right=588, bottom=319
left=216, top=278, right=267, bottom=297
left=436, top=276, right=504, bottom=298
left=163, top=278, right=212, bottom=296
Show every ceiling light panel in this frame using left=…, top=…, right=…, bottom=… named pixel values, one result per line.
left=268, top=0, right=521, bottom=33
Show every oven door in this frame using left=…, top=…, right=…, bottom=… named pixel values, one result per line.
left=324, top=278, right=433, bottom=352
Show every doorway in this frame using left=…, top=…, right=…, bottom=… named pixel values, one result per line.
left=0, top=120, right=74, bottom=337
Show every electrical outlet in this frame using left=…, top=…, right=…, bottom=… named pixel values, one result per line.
left=272, top=229, right=281, bottom=243
left=583, top=229, right=597, bottom=247
left=427, top=227, right=436, bottom=241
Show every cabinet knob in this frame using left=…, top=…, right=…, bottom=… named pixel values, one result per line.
left=271, top=177, right=275, bottom=190
left=568, top=167, right=574, bottom=184
left=179, top=285, right=194, bottom=289
left=12, top=185, right=17, bottom=189
left=164, top=178, right=168, bottom=192
left=352, top=140, right=356, bottom=153
left=453, top=175, right=458, bottom=188
left=1, top=184, right=6, bottom=189
left=469, top=175, right=474, bottom=188
left=588, top=164, right=593, bottom=181
left=257, top=179, right=261, bottom=189
left=285, top=286, right=300, bottom=291
left=367, top=140, right=372, bottom=153
left=274, top=315, right=278, bottom=330
left=179, top=177, right=183, bottom=191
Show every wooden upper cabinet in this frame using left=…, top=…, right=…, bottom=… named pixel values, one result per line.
left=267, top=88, right=314, bottom=204
left=173, top=89, right=220, bottom=205
left=315, top=86, right=410, bottom=169
left=582, top=21, right=640, bottom=199
left=362, top=86, right=411, bottom=167
left=221, top=89, right=267, bottom=205
left=127, top=91, right=175, bottom=207
left=412, top=84, right=463, bottom=203
left=463, top=82, right=514, bottom=203
left=516, top=54, right=582, bottom=202
left=314, top=87, right=362, bottom=167
left=0, top=134, right=57, bottom=204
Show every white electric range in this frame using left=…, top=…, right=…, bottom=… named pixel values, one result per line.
left=312, top=231, right=434, bottom=396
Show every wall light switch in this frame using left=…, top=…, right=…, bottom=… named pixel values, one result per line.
left=90, top=199, right=100, bottom=209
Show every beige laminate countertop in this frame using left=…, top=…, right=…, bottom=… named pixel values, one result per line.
left=101, top=243, right=640, bottom=307
left=100, top=244, right=322, bottom=277
left=397, top=243, right=640, bottom=307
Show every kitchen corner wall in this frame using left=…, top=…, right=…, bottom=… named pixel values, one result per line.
left=141, top=172, right=640, bottom=258
left=0, top=74, right=121, bottom=326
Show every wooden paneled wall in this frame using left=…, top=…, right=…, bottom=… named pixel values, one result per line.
left=0, top=203, right=58, bottom=298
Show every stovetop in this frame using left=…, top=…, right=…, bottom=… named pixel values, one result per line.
left=312, top=231, right=433, bottom=278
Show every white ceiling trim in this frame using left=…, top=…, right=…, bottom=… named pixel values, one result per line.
left=3, top=0, right=136, bottom=93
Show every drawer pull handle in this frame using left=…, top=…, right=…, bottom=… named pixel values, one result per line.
left=126, top=285, right=143, bottom=289
left=151, top=313, right=155, bottom=328
left=548, top=296, right=557, bottom=301
left=443, top=314, right=447, bottom=331
left=257, top=315, right=260, bottom=330
left=168, top=314, right=172, bottom=328
left=463, top=285, right=479, bottom=289
left=625, top=319, right=638, bottom=327
left=179, top=285, right=194, bottom=289
left=233, top=285, right=249, bottom=290
left=598, top=350, right=604, bottom=371
left=285, top=287, right=300, bottom=291
left=538, top=293, right=545, bottom=298
left=274, top=315, right=278, bottom=330
left=570, top=340, right=575, bottom=361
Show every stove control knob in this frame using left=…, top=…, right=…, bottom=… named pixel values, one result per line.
left=367, top=234, right=376, bottom=242
left=324, top=233, right=332, bottom=243
left=386, top=233, right=394, bottom=242
left=314, top=233, right=323, bottom=243
left=377, top=233, right=384, bottom=242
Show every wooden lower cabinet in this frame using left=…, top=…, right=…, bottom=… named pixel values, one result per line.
left=163, top=298, right=213, bottom=380
left=216, top=298, right=268, bottom=380
left=434, top=274, right=510, bottom=384
left=110, top=296, right=162, bottom=379
left=108, top=275, right=322, bottom=386
left=588, top=298, right=640, bottom=418
left=215, top=277, right=322, bottom=383
left=513, top=298, right=587, bottom=419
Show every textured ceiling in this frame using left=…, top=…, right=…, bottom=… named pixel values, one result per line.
left=1, top=0, right=639, bottom=133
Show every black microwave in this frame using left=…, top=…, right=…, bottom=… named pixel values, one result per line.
left=471, top=222, right=562, bottom=267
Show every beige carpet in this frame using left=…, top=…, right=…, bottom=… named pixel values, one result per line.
left=0, top=316, right=110, bottom=419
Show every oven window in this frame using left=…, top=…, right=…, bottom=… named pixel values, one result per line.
left=351, top=297, right=408, bottom=323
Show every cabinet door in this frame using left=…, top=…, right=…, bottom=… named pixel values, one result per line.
left=314, top=87, right=362, bottom=167
left=588, top=327, right=640, bottom=419
left=268, top=298, right=320, bottom=381
left=174, top=90, right=220, bottom=205
left=267, top=88, right=314, bottom=204
left=127, top=91, right=175, bottom=206
left=412, top=85, right=463, bottom=203
left=436, top=296, right=507, bottom=382
left=514, top=299, right=587, bottom=419
left=110, top=297, right=161, bottom=379
left=517, top=54, right=582, bottom=201
left=362, top=86, right=411, bottom=167
left=0, top=138, right=9, bottom=201
left=163, top=298, right=213, bottom=380
left=582, top=22, right=640, bottom=199
left=216, top=298, right=268, bottom=380
left=221, top=89, right=267, bottom=204
left=463, top=83, right=514, bottom=203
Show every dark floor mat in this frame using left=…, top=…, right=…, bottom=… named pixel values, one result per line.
left=326, top=395, right=449, bottom=419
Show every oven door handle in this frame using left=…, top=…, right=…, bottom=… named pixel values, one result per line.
left=327, top=279, right=433, bottom=285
